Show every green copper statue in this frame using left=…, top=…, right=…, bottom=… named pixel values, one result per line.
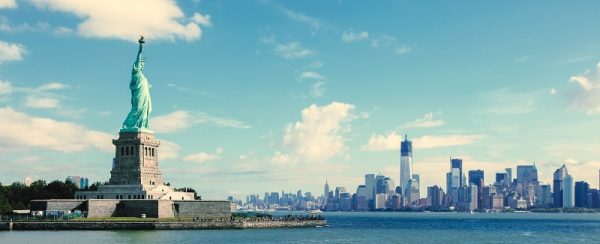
left=121, top=36, right=153, bottom=133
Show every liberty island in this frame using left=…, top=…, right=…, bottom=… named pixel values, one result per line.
left=0, top=37, right=325, bottom=230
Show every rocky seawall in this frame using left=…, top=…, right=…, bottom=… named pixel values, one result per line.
left=0, top=220, right=326, bottom=230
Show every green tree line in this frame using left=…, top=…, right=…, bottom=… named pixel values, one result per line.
left=0, top=180, right=78, bottom=213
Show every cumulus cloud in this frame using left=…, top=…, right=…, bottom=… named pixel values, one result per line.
left=153, top=110, right=250, bottom=133
left=159, top=140, right=180, bottom=160
left=362, top=132, right=484, bottom=151
left=29, top=0, right=211, bottom=42
left=183, top=147, right=222, bottom=163
left=400, top=113, right=445, bottom=128
left=24, top=96, right=60, bottom=108
left=0, top=107, right=113, bottom=153
left=565, top=62, right=600, bottom=114
left=0, top=0, right=16, bottom=9
left=283, top=102, right=357, bottom=162
left=0, top=40, right=26, bottom=63
left=361, top=132, right=402, bottom=151
left=341, top=29, right=369, bottom=42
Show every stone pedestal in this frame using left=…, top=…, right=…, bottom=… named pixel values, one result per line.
left=110, top=132, right=163, bottom=189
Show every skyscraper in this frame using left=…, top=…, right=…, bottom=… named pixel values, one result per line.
left=517, top=164, right=538, bottom=206
left=365, top=174, right=376, bottom=207
left=448, top=158, right=463, bottom=204
left=451, top=158, right=463, bottom=187
left=574, top=181, right=589, bottom=208
left=553, top=164, right=568, bottom=208
left=400, top=135, right=413, bottom=197
left=323, top=179, right=329, bottom=202
left=563, top=174, right=574, bottom=208
left=408, top=174, right=420, bottom=204
left=517, top=165, right=538, bottom=184
left=468, top=170, right=484, bottom=209
left=375, top=174, right=387, bottom=194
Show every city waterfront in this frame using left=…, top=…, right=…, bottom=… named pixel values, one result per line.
left=2, top=212, right=600, bottom=243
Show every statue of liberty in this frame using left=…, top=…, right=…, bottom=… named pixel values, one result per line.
left=121, top=36, right=152, bottom=133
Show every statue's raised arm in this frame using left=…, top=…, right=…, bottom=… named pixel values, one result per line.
left=135, top=36, right=145, bottom=68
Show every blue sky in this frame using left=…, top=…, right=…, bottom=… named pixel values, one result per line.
left=1, top=0, right=600, bottom=199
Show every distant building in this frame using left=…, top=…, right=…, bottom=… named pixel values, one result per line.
left=400, top=135, right=413, bottom=198
left=355, top=185, right=369, bottom=211
left=323, top=179, right=329, bottom=202
left=408, top=174, right=420, bottom=204
left=468, top=184, right=478, bottom=210
left=517, top=164, right=539, bottom=206
left=339, top=192, right=352, bottom=211
left=375, top=193, right=387, bottom=210
left=468, top=170, right=485, bottom=209
left=536, top=184, right=553, bottom=207
left=66, top=176, right=89, bottom=189
left=427, top=185, right=444, bottom=208
left=365, top=174, right=376, bottom=207
left=447, top=158, right=464, bottom=205
left=574, top=181, right=589, bottom=208
left=553, top=165, right=568, bottom=208
left=563, top=175, right=574, bottom=208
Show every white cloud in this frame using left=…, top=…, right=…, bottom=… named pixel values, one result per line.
left=297, top=71, right=325, bottom=81
left=0, top=40, right=26, bottom=63
left=270, top=2, right=321, bottom=35
left=565, top=62, right=600, bottom=114
left=36, top=82, right=69, bottom=91
left=183, top=147, right=222, bottom=163
left=24, top=96, right=60, bottom=108
left=550, top=88, right=557, bottom=95
left=0, top=0, right=16, bottom=9
left=0, top=107, right=113, bottom=153
left=270, top=151, right=294, bottom=165
left=341, top=29, right=369, bottom=42
left=341, top=31, right=413, bottom=55
left=0, top=80, right=12, bottom=94
left=309, top=81, right=325, bottom=98
left=191, top=12, right=211, bottom=27
left=30, top=0, right=211, bottom=42
left=153, top=110, right=250, bottom=133
left=159, top=140, right=180, bottom=160
left=400, top=113, right=444, bottom=128
left=275, top=42, right=314, bottom=59
left=362, top=132, right=401, bottom=151
left=394, top=45, right=412, bottom=55
left=362, top=132, right=484, bottom=151
left=283, top=102, right=356, bottom=162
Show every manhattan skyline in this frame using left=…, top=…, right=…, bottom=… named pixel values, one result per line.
left=1, top=1, right=600, bottom=199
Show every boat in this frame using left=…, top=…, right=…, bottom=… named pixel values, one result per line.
left=306, top=209, right=323, bottom=214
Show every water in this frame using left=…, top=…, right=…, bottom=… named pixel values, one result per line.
left=2, top=212, right=600, bottom=243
